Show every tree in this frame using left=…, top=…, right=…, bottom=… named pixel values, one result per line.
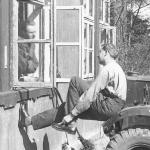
left=126, top=11, right=150, bottom=45
left=111, top=0, right=150, bottom=75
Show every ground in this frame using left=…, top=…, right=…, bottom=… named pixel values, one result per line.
left=62, top=128, right=110, bottom=150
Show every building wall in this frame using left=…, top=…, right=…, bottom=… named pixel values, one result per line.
left=0, top=0, right=10, bottom=91
left=0, top=91, right=103, bottom=150
left=0, top=0, right=113, bottom=149
left=0, top=95, right=66, bottom=150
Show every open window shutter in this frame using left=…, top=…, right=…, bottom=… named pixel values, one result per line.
left=55, top=6, right=82, bottom=99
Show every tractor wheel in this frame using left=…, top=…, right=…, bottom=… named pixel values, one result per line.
left=106, top=128, right=150, bottom=150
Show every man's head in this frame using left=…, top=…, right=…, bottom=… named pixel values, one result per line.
left=98, top=43, right=118, bottom=64
left=25, top=20, right=36, bottom=39
left=19, top=20, right=36, bottom=39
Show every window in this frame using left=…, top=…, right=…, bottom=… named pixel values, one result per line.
left=100, top=0, right=103, bottom=21
left=89, top=0, right=93, bottom=17
left=105, top=1, right=109, bottom=23
left=82, top=0, right=94, bottom=79
left=83, top=23, right=88, bottom=76
left=89, top=24, right=93, bottom=48
left=100, top=0, right=110, bottom=23
left=56, top=6, right=82, bottom=84
left=84, top=23, right=88, bottom=47
left=82, top=21, right=94, bottom=78
left=83, top=0, right=94, bottom=18
left=89, top=24, right=94, bottom=74
left=101, top=28, right=106, bottom=44
left=12, top=0, right=54, bottom=87
left=110, top=29, right=113, bottom=43
left=83, top=0, right=87, bottom=15
left=19, top=0, right=45, bottom=5
left=100, top=27, right=116, bottom=45
left=99, top=0, right=116, bottom=49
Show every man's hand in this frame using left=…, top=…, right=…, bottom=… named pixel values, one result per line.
left=62, top=114, right=74, bottom=125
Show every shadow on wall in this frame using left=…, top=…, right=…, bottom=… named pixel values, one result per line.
left=18, top=122, right=50, bottom=150
left=43, top=134, right=50, bottom=150
left=18, top=104, right=37, bottom=150
left=18, top=125, right=37, bottom=150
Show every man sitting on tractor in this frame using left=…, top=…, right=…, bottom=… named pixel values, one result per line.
left=20, top=43, right=127, bottom=135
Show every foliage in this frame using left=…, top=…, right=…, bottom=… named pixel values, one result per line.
left=126, top=11, right=150, bottom=45
left=118, top=35, right=150, bottom=75
left=111, top=0, right=150, bottom=75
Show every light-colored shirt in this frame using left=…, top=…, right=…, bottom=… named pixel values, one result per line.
left=99, top=61, right=127, bottom=100
left=71, top=61, right=127, bottom=116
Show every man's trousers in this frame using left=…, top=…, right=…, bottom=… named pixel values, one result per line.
left=31, top=77, right=125, bottom=130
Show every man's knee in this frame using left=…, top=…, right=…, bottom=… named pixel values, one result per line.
left=70, top=76, right=81, bottom=86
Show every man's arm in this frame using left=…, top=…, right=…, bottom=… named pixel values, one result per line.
left=71, top=68, right=109, bottom=117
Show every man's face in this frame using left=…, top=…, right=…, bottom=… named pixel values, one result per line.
left=26, top=25, right=36, bottom=39
left=27, top=31, right=36, bottom=39
left=97, top=48, right=106, bottom=64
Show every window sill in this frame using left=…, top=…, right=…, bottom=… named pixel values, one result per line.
left=0, top=87, right=54, bottom=109
left=18, top=0, right=45, bottom=6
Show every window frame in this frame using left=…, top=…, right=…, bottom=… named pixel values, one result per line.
left=100, top=0, right=104, bottom=21
left=82, top=19, right=94, bottom=79
left=105, top=0, right=110, bottom=23
left=83, top=0, right=95, bottom=20
left=55, top=6, right=82, bottom=83
left=11, top=0, right=55, bottom=88
left=19, top=0, right=45, bottom=6
left=81, top=0, right=95, bottom=79
left=99, top=25, right=116, bottom=45
left=99, top=0, right=110, bottom=25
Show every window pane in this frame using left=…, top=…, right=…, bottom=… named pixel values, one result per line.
left=89, top=0, right=93, bottom=17
left=89, top=51, right=93, bottom=73
left=84, top=23, right=87, bottom=48
left=106, top=30, right=109, bottom=43
left=101, top=29, right=106, bottom=44
left=83, top=0, right=87, bottom=16
left=56, top=46, right=79, bottom=78
left=110, top=29, right=113, bottom=43
left=18, top=2, right=42, bottom=40
left=18, top=2, right=27, bottom=23
left=89, top=25, right=93, bottom=48
left=57, top=9, right=79, bottom=42
left=84, top=49, right=87, bottom=75
left=100, top=0, right=103, bottom=21
left=17, top=2, right=52, bottom=84
left=18, top=43, right=51, bottom=82
left=105, top=2, right=109, bottom=23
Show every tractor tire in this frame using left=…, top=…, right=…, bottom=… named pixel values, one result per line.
left=106, top=128, right=150, bottom=150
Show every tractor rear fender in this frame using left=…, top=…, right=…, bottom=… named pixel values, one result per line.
left=103, top=105, right=150, bottom=132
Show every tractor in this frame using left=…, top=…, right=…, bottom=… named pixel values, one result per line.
left=103, top=75, right=150, bottom=150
